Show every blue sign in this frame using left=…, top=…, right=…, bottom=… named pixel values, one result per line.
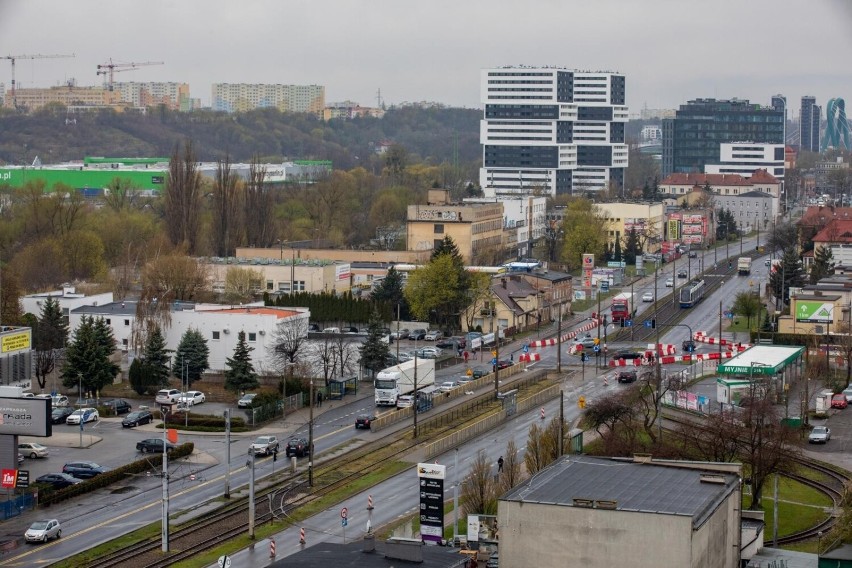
left=593, top=345, right=600, bottom=353
left=644, top=320, right=653, bottom=328
left=625, top=319, right=633, bottom=327
left=342, top=518, right=348, bottom=527
left=523, top=344, right=529, bottom=354
left=491, top=357, right=497, bottom=366
left=581, top=353, right=589, bottom=362
left=600, top=281, right=610, bottom=292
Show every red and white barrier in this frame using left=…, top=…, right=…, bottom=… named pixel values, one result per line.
left=528, top=318, right=599, bottom=348
left=693, top=332, right=750, bottom=350
left=608, top=350, right=736, bottom=367
left=518, top=352, right=541, bottom=362
left=647, top=343, right=677, bottom=355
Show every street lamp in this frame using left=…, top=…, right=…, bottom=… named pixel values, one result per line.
left=159, top=406, right=171, bottom=552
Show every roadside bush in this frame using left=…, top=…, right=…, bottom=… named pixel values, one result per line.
left=38, top=442, right=194, bottom=506
left=164, top=414, right=246, bottom=429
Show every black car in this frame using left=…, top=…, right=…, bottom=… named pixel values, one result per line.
left=136, top=438, right=176, bottom=453
left=617, top=370, right=637, bottom=383
left=62, top=461, right=109, bottom=479
left=51, top=407, right=75, bottom=424
left=36, top=473, right=83, bottom=490
left=355, top=414, right=376, bottom=429
left=285, top=437, right=310, bottom=458
left=122, top=410, right=154, bottom=428
left=677, top=270, right=688, bottom=279
left=471, top=366, right=488, bottom=379
left=495, top=360, right=514, bottom=370
left=409, top=329, right=427, bottom=340
left=101, top=399, right=132, bottom=415
left=688, top=251, right=698, bottom=258
left=613, top=352, right=643, bottom=362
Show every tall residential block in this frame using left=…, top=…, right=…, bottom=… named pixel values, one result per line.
left=479, top=67, right=628, bottom=197
left=799, top=96, right=821, bottom=152
left=212, top=83, right=325, bottom=115
left=113, top=82, right=191, bottom=111
left=661, top=98, right=784, bottom=177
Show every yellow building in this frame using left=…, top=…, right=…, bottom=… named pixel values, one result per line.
left=203, top=258, right=352, bottom=295
left=778, top=290, right=850, bottom=336
left=407, top=190, right=505, bottom=264
left=595, top=202, right=666, bottom=252
left=5, top=86, right=121, bottom=110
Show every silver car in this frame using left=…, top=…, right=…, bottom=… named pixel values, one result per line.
left=25, top=519, right=61, bottom=543
left=808, top=426, right=831, bottom=444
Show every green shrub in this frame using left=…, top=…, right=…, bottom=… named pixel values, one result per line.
left=164, top=414, right=246, bottom=429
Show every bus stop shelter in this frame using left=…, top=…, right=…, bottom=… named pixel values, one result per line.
left=326, top=376, right=357, bottom=400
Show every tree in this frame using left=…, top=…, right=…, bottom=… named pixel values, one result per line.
left=174, top=328, right=210, bottom=386
left=716, top=208, right=739, bottom=240
left=243, top=156, right=275, bottom=248
left=223, top=266, right=263, bottom=304
left=32, top=297, right=68, bottom=390
left=769, top=247, right=805, bottom=305
left=765, top=221, right=798, bottom=255
left=371, top=266, right=409, bottom=319
left=404, top=253, right=466, bottom=330
left=269, top=317, right=309, bottom=377
left=460, top=449, right=498, bottom=517
left=164, top=140, right=203, bottom=253
left=224, top=331, right=259, bottom=393
left=359, top=309, right=391, bottom=378
left=810, top=245, right=835, bottom=284
left=143, top=325, right=171, bottom=390
left=732, top=291, right=763, bottom=330
left=61, top=229, right=107, bottom=281
left=9, top=238, right=67, bottom=291
left=675, top=409, right=742, bottom=463
left=560, top=198, right=609, bottom=270
left=463, top=272, right=493, bottom=331
left=497, top=438, right=522, bottom=495
left=211, top=155, right=243, bottom=257
left=613, top=235, right=623, bottom=262
left=0, top=269, right=23, bottom=326
left=623, top=228, right=641, bottom=265
left=61, top=316, right=119, bottom=396
left=523, top=418, right=560, bottom=475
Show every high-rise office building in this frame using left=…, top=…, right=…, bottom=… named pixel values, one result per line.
left=212, top=83, right=325, bottom=115
left=661, top=99, right=784, bottom=177
left=799, top=96, right=821, bottom=152
left=479, top=67, right=628, bottom=196
left=771, top=94, right=787, bottom=144
left=821, top=98, right=849, bottom=152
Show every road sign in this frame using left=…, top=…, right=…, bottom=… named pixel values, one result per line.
left=581, top=353, right=589, bottom=362
left=625, top=319, right=633, bottom=327
left=341, top=518, right=348, bottom=527
left=16, top=470, right=29, bottom=488
left=341, top=507, right=348, bottom=519
left=491, top=357, right=497, bottom=366
left=644, top=320, right=653, bottom=328
left=593, top=345, right=600, bottom=353
left=218, top=556, right=231, bottom=568
left=523, top=344, right=529, bottom=354
left=578, top=396, right=586, bottom=409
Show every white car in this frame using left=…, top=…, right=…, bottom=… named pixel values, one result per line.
left=155, top=389, right=181, bottom=405
left=419, top=347, right=443, bottom=357
left=843, top=387, right=852, bottom=403
left=51, top=395, right=70, bottom=407
left=249, top=435, right=279, bottom=456
left=642, top=292, right=654, bottom=302
left=424, top=330, right=444, bottom=341
left=665, top=277, right=674, bottom=288
left=178, top=391, right=206, bottom=406
left=65, top=408, right=98, bottom=425
left=438, top=381, right=459, bottom=393
left=396, top=395, right=414, bottom=408
left=18, top=442, right=49, bottom=459
left=25, top=519, right=61, bottom=543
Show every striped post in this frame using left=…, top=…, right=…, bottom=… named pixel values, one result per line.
left=270, top=538, right=276, bottom=558
left=299, top=527, right=306, bottom=545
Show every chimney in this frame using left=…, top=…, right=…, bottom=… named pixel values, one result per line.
left=502, top=278, right=507, bottom=289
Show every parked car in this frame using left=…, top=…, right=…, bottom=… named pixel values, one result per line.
left=155, top=389, right=181, bottom=405
left=642, top=292, right=654, bottom=302
left=51, top=395, right=70, bottom=407
left=665, top=277, right=674, bottom=287
left=809, top=425, right=831, bottom=443
left=843, top=387, right=852, bottom=403
left=65, top=408, right=98, bottom=425
left=764, top=259, right=771, bottom=266
left=677, top=270, right=687, bottom=279
left=688, top=251, right=698, bottom=258
left=249, top=435, right=279, bottom=456
left=424, top=330, right=444, bottom=341
left=308, top=323, right=320, bottom=332
left=285, top=437, right=310, bottom=458
left=51, top=407, right=74, bottom=424
left=832, top=394, right=848, bottom=409
left=438, top=381, right=459, bottom=393
left=178, top=391, right=206, bottom=406
left=390, top=328, right=410, bottom=340
left=122, top=410, right=154, bottom=428
left=322, top=327, right=341, bottom=334
left=35, top=473, right=82, bottom=490
left=237, top=393, right=257, bottom=408
left=62, top=461, right=109, bottom=479
left=617, top=370, right=637, bottom=383
left=613, top=351, right=643, bottom=362
left=355, top=414, right=377, bottom=429
left=396, top=352, right=413, bottom=363
left=471, top=366, right=488, bottom=379
left=343, top=326, right=361, bottom=334
left=19, top=442, right=49, bottom=459
left=410, top=329, right=427, bottom=340
left=101, top=399, right=132, bottom=415
left=573, top=334, right=596, bottom=349
left=436, top=337, right=466, bottom=350
left=495, top=360, right=514, bottom=370
left=136, top=438, right=176, bottom=453
left=416, top=347, right=442, bottom=359
left=24, top=519, right=61, bottom=543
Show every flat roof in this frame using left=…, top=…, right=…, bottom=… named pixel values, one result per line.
left=716, top=345, right=804, bottom=375
left=501, top=455, right=739, bottom=529
left=272, top=541, right=468, bottom=567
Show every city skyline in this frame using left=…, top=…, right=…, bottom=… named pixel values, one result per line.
left=1, top=0, right=850, bottom=114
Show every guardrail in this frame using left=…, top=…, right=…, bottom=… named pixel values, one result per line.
left=423, top=382, right=562, bottom=459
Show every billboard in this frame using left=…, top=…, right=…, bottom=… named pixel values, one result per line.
left=335, top=264, right=351, bottom=281
left=417, top=463, right=445, bottom=542
left=1, top=331, right=30, bottom=354
left=667, top=219, right=681, bottom=241
left=0, top=397, right=51, bottom=437
left=467, top=514, right=498, bottom=544
left=796, top=301, right=834, bottom=323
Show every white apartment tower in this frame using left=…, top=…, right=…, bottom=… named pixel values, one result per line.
left=480, top=67, right=628, bottom=197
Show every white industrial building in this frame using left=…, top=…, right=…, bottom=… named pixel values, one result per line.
left=479, top=66, right=628, bottom=197
left=704, top=143, right=785, bottom=182
left=21, top=287, right=114, bottom=319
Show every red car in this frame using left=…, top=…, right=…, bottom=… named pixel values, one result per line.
left=832, top=394, right=848, bottom=409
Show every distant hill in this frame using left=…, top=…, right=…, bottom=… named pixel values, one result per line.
left=0, top=105, right=483, bottom=170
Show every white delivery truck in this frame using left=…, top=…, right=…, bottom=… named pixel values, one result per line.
left=737, top=257, right=752, bottom=275
left=374, top=359, right=435, bottom=406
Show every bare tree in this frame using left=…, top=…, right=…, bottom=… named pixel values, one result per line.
left=524, top=419, right=560, bottom=475
left=103, top=177, right=141, bottom=212
left=497, top=438, right=523, bottom=495
left=244, top=157, right=274, bottom=247
left=674, top=410, right=742, bottom=463
left=164, top=140, right=203, bottom=253
left=211, top=156, right=242, bottom=257
left=223, top=266, right=263, bottom=304
left=460, top=449, right=497, bottom=517
left=269, top=317, right=309, bottom=378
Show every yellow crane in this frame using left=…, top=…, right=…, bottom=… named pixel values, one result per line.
left=2, top=53, right=76, bottom=108
left=96, top=59, right=164, bottom=91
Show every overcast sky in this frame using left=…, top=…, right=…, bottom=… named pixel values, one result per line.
left=2, top=0, right=850, bottom=117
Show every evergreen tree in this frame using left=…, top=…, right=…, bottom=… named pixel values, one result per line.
left=613, top=237, right=623, bottom=262
left=371, top=266, right=409, bottom=319
left=33, top=297, right=69, bottom=390
left=224, top=331, right=259, bottom=393
left=422, top=236, right=469, bottom=330
left=810, top=245, right=835, bottom=284
left=769, top=247, right=805, bottom=304
left=144, top=325, right=171, bottom=389
left=359, top=309, right=391, bottom=378
left=128, top=357, right=158, bottom=396
left=623, top=228, right=641, bottom=265
left=61, top=316, right=120, bottom=396
left=761, top=310, right=773, bottom=334
left=174, top=328, right=210, bottom=386
left=431, top=235, right=464, bottom=263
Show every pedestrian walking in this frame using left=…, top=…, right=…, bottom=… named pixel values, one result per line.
left=497, top=456, right=504, bottom=473
left=316, top=391, right=323, bottom=408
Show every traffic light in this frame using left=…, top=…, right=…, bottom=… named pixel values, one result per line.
left=273, top=448, right=278, bottom=462
left=603, top=315, right=608, bottom=326
left=620, top=318, right=625, bottom=328
left=651, top=319, right=656, bottom=329
left=728, top=261, right=732, bottom=269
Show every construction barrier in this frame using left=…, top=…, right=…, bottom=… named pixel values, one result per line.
left=299, top=527, right=305, bottom=545
left=608, top=350, right=736, bottom=367
left=647, top=343, right=678, bottom=355
left=693, top=331, right=750, bottom=350
left=270, top=538, right=276, bottom=558
left=518, top=352, right=541, bottom=362
left=528, top=318, right=599, bottom=348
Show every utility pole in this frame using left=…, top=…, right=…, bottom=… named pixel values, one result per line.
left=559, top=392, right=565, bottom=457
left=224, top=409, right=231, bottom=498
left=308, top=378, right=314, bottom=486
left=413, top=351, right=418, bottom=438
left=719, top=301, right=723, bottom=356
left=248, top=449, right=256, bottom=539
left=556, top=302, right=562, bottom=373
left=672, top=253, right=677, bottom=308
left=161, top=408, right=170, bottom=552
left=494, top=325, right=500, bottom=398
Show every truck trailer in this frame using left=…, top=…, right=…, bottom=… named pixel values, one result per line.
left=610, top=293, right=635, bottom=323
left=374, top=359, right=436, bottom=406
left=737, top=257, right=751, bottom=275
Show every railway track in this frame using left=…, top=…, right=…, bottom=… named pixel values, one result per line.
left=81, top=371, right=553, bottom=567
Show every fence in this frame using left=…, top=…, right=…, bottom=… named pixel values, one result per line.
left=244, top=401, right=286, bottom=427
left=284, top=393, right=305, bottom=414
left=0, top=493, right=33, bottom=520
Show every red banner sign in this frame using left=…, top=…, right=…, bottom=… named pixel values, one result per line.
left=1, top=469, right=17, bottom=489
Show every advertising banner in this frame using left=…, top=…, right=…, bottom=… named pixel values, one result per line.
left=0, top=469, right=17, bottom=489
left=0, top=397, right=51, bottom=437
left=335, top=264, right=351, bottom=281
left=667, top=219, right=681, bottom=241
left=418, top=463, right=445, bottom=542
left=683, top=214, right=703, bottom=224
left=467, top=515, right=498, bottom=544
left=796, top=301, right=834, bottom=323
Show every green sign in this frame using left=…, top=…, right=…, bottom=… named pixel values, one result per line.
left=796, top=301, right=834, bottom=323
left=716, top=365, right=777, bottom=376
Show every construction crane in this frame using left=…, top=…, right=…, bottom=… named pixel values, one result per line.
left=96, top=59, right=164, bottom=91
left=2, top=53, right=76, bottom=108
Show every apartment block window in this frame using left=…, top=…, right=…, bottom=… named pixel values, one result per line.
left=124, top=319, right=130, bottom=326
left=294, top=281, right=306, bottom=292
left=248, top=332, right=257, bottom=342
left=105, top=319, right=111, bottom=325
left=278, top=282, right=291, bottom=293
left=434, top=223, right=444, bottom=234
left=212, top=331, right=220, bottom=340
left=266, top=280, right=274, bottom=291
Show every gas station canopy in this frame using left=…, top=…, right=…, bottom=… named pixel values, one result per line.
left=716, top=345, right=804, bottom=376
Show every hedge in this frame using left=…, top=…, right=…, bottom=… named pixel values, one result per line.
left=165, top=414, right=246, bottom=429
left=36, top=442, right=194, bottom=506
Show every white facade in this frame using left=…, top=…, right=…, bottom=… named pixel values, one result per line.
left=463, top=195, right=547, bottom=256
left=21, top=288, right=114, bottom=319
left=212, top=83, right=325, bottom=115
left=480, top=67, right=628, bottom=197
left=69, top=302, right=310, bottom=373
left=641, top=125, right=662, bottom=141
left=714, top=191, right=779, bottom=232
left=704, top=143, right=785, bottom=181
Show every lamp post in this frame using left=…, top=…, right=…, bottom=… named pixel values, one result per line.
left=224, top=409, right=232, bottom=498
left=160, top=406, right=170, bottom=552
left=308, top=377, right=314, bottom=487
